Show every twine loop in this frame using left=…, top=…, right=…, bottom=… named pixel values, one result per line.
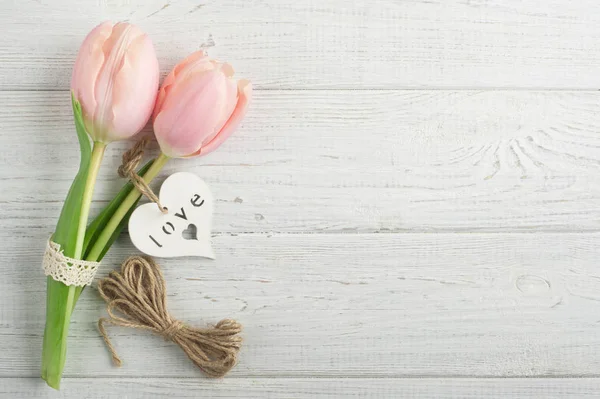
left=118, top=138, right=167, bottom=213
left=97, top=255, right=243, bottom=378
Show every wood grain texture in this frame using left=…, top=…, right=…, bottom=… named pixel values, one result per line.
left=1, top=90, right=599, bottom=233
left=3, top=0, right=600, bottom=90
left=4, top=0, right=600, bottom=396
left=3, top=378, right=600, bottom=398
left=2, top=233, right=600, bottom=378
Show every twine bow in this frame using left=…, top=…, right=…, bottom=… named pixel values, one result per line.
left=97, top=256, right=243, bottom=378
left=118, top=138, right=167, bottom=213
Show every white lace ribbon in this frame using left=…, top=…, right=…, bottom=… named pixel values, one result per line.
left=43, top=238, right=100, bottom=286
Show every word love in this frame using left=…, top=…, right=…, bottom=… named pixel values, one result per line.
left=129, top=172, right=215, bottom=258
left=148, top=194, right=205, bottom=248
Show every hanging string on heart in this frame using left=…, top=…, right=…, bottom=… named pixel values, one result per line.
left=118, top=138, right=168, bottom=213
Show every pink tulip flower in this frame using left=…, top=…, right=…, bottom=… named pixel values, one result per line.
left=153, top=51, right=252, bottom=158
left=71, top=21, right=160, bottom=143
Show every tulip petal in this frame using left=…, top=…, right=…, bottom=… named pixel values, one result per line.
left=221, top=62, right=235, bottom=78
left=92, top=22, right=136, bottom=139
left=153, top=51, right=210, bottom=118
left=205, top=75, right=238, bottom=144
left=71, top=21, right=113, bottom=134
left=108, top=33, right=159, bottom=140
left=70, top=21, right=159, bottom=143
left=198, top=79, right=252, bottom=156
left=154, top=70, right=226, bottom=157
left=153, top=51, right=216, bottom=120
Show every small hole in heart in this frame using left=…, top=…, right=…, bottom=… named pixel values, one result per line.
left=182, top=224, right=198, bottom=241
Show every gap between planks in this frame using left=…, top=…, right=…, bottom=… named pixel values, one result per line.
left=2, top=375, right=600, bottom=380
left=3, top=377, right=600, bottom=399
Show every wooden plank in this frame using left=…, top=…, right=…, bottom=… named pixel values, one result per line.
left=2, top=377, right=600, bottom=398
left=3, top=0, right=600, bottom=89
left=1, top=90, right=599, bottom=233
left=2, top=233, right=600, bottom=377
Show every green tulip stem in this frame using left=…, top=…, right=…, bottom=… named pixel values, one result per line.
left=66, top=142, right=105, bottom=329
left=75, top=142, right=106, bottom=258
left=63, top=141, right=105, bottom=316
left=42, top=141, right=106, bottom=390
left=85, top=152, right=170, bottom=262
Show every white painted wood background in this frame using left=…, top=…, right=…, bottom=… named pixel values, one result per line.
left=2, top=0, right=600, bottom=397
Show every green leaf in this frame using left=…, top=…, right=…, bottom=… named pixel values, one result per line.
left=41, top=93, right=93, bottom=389
left=52, top=93, right=93, bottom=256
left=72, top=159, right=155, bottom=304
left=82, top=159, right=154, bottom=260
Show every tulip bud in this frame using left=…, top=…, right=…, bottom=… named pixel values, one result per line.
left=153, top=51, right=252, bottom=158
left=71, top=21, right=160, bottom=143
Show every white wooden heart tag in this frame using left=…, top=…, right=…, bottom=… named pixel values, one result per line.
left=128, top=172, right=215, bottom=259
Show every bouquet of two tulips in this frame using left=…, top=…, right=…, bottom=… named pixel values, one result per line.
left=41, top=21, right=251, bottom=390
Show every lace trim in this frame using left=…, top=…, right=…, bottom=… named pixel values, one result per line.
left=43, top=238, right=100, bottom=286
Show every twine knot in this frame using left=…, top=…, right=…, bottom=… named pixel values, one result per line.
left=161, top=320, right=184, bottom=341
left=97, top=256, right=243, bottom=378
left=118, top=138, right=167, bottom=213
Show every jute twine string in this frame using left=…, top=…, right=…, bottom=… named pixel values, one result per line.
left=97, top=256, right=243, bottom=378
left=118, top=138, right=167, bottom=213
